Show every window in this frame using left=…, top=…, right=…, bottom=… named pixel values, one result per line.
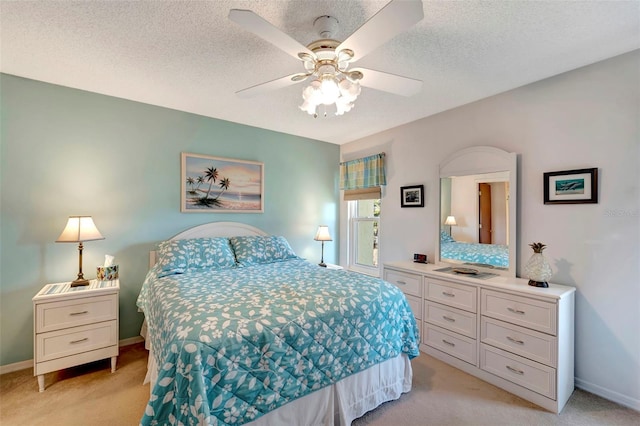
left=348, top=198, right=380, bottom=276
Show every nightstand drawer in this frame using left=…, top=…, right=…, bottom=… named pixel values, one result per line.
left=425, top=301, right=476, bottom=338
left=481, top=290, right=556, bottom=335
left=36, top=294, right=117, bottom=333
left=385, top=269, right=422, bottom=298
left=480, top=344, right=556, bottom=399
left=424, top=323, right=477, bottom=365
left=481, top=317, right=557, bottom=367
left=426, top=279, right=476, bottom=313
left=36, top=320, right=118, bottom=362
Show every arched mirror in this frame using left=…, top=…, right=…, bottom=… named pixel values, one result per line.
left=436, top=146, right=517, bottom=277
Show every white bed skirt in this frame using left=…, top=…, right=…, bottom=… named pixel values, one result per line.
left=141, top=324, right=412, bottom=425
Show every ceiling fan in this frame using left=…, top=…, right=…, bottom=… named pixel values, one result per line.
left=228, top=0, right=424, bottom=117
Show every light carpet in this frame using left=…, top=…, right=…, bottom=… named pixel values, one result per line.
left=1, top=343, right=638, bottom=425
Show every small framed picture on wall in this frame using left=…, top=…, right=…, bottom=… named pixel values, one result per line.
left=400, top=185, right=424, bottom=208
left=543, top=168, right=598, bottom=204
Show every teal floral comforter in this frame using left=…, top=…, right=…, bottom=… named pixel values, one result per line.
left=137, top=259, right=419, bottom=426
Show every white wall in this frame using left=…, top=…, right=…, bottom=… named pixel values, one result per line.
left=340, top=50, right=640, bottom=410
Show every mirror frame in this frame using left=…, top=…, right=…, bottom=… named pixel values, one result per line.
left=436, top=146, right=517, bottom=277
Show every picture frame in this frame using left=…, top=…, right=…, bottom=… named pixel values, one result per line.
left=543, top=168, right=598, bottom=204
left=400, top=184, right=424, bottom=208
left=181, top=152, right=264, bottom=213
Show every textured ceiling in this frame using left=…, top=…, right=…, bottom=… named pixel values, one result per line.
left=1, top=1, right=638, bottom=145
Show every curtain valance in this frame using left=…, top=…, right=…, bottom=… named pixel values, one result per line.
left=339, top=153, right=386, bottom=191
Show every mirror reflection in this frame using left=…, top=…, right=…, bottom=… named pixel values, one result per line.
left=440, top=172, right=510, bottom=270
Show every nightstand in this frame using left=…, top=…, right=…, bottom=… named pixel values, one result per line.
left=32, top=279, right=119, bottom=392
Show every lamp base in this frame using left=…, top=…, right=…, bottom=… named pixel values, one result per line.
left=70, top=278, right=90, bottom=287
left=528, top=279, right=549, bottom=288
left=318, top=262, right=327, bottom=267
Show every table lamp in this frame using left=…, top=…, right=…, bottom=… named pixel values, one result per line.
left=314, top=225, right=332, bottom=267
left=56, top=216, right=105, bottom=287
left=444, top=215, right=457, bottom=236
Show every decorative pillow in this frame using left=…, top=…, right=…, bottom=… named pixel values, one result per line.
left=189, top=238, right=237, bottom=270
left=229, top=235, right=299, bottom=266
left=441, top=230, right=455, bottom=243
left=156, top=239, right=191, bottom=277
left=156, top=237, right=237, bottom=277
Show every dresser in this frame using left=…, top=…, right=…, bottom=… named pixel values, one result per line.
left=383, top=261, right=575, bottom=413
left=33, top=279, right=120, bottom=391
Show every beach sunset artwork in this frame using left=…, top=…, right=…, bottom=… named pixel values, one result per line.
left=181, top=153, right=264, bottom=213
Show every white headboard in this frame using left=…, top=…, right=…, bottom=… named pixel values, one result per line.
left=149, top=221, right=268, bottom=268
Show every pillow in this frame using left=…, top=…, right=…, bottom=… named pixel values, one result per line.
left=229, top=235, right=299, bottom=266
left=189, top=238, right=237, bottom=270
left=440, top=230, right=455, bottom=243
left=156, top=239, right=191, bottom=277
left=156, top=237, right=237, bottom=277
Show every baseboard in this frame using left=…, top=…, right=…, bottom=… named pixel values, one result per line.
left=575, top=377, right=640, bottom=412
left=0, top=359, right=32, bottom=375
left=119, top=335, right=145, bottom=347
left=0, top=336, right=145, bottom=375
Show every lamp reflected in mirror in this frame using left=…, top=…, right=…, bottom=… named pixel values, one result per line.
left=444, top=215, right=457, bottom=236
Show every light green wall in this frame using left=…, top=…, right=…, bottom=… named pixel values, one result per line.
left=0, top=74, right=340, bottom=365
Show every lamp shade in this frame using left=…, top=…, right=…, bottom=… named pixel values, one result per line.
left=56, top=216, right=105, bottom=243
left=444, top=216, right=457, bottom=226
left=314, top=225, right=332, bottom=242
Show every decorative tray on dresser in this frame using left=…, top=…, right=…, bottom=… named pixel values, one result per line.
left=383, top=261, right=575, bottom=414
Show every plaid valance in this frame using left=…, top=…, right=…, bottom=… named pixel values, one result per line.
left=339, top=153, right=386, bottom=191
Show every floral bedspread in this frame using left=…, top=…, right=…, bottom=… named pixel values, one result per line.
left=441, top=241, right=509, bottom=268
left=136, top=259, right=419, bottom=426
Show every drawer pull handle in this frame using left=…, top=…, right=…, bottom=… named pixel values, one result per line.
left=506, top=365, right=524, bottom=375
left=70, top=337, right=88, bottom=344
left=442, top=291, right=455, bottom=297
left=442, top=315, right=456, bottom=322
left=70, top=311, right=89, bottom=316
left=396, top=280, right=407, bottom=285
left=442, top=339, right=455, bottom=347
left=506, top=336, right=525, bottom=345
left=507, top=307, right=525, bottom=315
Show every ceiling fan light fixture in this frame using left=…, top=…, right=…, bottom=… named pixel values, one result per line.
left=319, top=74, right=340, bottom=103
left=339, top=77, right=361, bottom=101
left=299, top=73, right=361, bottom=117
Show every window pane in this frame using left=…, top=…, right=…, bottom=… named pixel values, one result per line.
left=357, top=200, right=373, bottom=217
left=355, top=220, right=377, bottom=267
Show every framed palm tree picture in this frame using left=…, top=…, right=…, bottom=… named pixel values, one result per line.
left=181, top=152, right=264, bottom=213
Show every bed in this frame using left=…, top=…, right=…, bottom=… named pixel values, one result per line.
left=440, top=231, right=509, bottom=268
left=136, top=222, right=420, bottom=426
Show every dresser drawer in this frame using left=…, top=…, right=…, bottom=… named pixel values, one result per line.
left=406, top=294, right=422, bottom=321
left=424, top=323, right=477, bottom=365
left=385, top=269, right=422, bottom=298
left=36, top=294, right=118, bottom=333
left=481, top=290, right=556, bottom=335
left=481, top=317, right=557, bottom=367
left=425, top=279, right=476, bottom=313
left=425, top=301, right=476, bottom=338
left=36, top=320, right=118, bottom=362
left=480, top=344, right=556, bottom=399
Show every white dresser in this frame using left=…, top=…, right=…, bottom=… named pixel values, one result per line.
left=384, top=261, right=575, bottom=413
left=33, top=279, right=120, bottom=391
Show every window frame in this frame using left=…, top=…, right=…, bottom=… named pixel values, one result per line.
left=347, top=199, right=381, bottom=277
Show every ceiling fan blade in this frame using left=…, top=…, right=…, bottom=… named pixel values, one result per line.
left=352, top=67, right=422, bottom=97
left=236, top=74, right=306, bottom=98
left=229, top=9, right=314, bottom=60
left=336, top=0, right=424, bottom=63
